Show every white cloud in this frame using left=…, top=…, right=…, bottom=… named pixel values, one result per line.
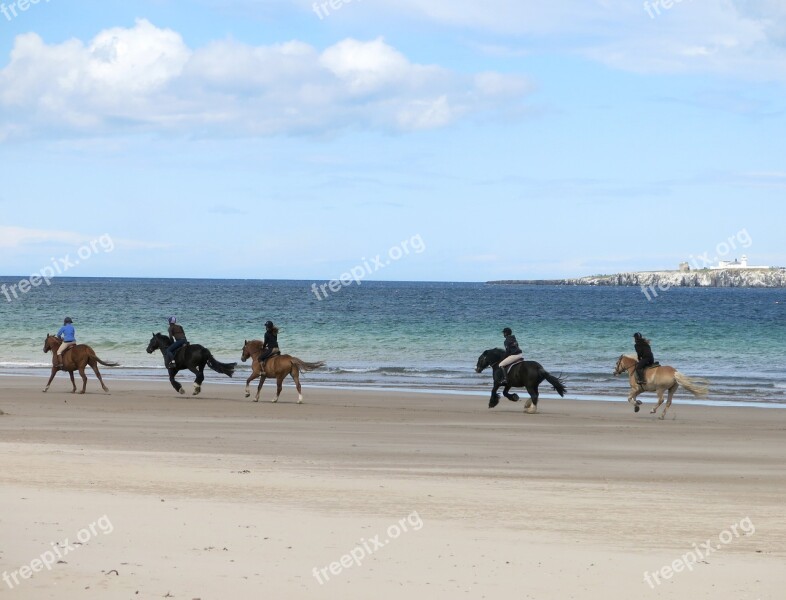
left=0, top=20, right=531, bottom=140
left=0, top=226, right=168, bottom=250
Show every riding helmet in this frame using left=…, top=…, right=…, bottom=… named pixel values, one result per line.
left=633, top=332, right=642, bottom=339
left=502, top=327, right=512, bottom=336
left=168, top=316, right=177, bottom=324
left=64, top=317, right=73, bottom=324
left=264, top=320, right=274, bottom=328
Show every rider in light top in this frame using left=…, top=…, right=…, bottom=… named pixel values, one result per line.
left=55, top=317, right=76, bottom=370
left=633, top=332, right=655, bottom=385
left=165, top=316, right=188, bottom=368
left=496, top=327, right=523, bottom=386
left=258, top=320, right=280, bottom=366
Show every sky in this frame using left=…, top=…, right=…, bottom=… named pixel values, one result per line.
left=0, top=0, right=784, bottom=281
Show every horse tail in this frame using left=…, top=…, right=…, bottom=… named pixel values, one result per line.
left=540, top=368, right=567, bottom=397
left=674, top=371, right=709, bottom=398
left=95, top=357, right=120, bottom=367
left=289, top=357, right=325, bottom=372
left=207, top=353, right=236, bottom=378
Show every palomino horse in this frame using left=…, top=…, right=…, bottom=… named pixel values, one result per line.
left=476, top=348, right=566, bottom=413
left=42, top=335, right=119, bottom=394
left=241, top=340, right=325, bottom=403
left=146, top=333, right=236, bottom=395
left=613, top=354, right=709, bottom=419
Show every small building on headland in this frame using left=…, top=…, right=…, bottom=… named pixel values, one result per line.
left=678, top=262, right=690, bottom=272
left=709, top=255, right=770, bottom=270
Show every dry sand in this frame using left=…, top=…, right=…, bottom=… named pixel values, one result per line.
left=0, top=374, right=784, bottom=599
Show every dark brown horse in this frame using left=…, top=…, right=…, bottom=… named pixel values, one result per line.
left=42, top=335, right=119, bottom=394
left=241, top=339, right=325, bottom=403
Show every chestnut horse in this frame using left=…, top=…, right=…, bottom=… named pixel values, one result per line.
left=240, top=340, right=325, bottom=403
left=42, top=334, right=119, bottom=394
left=613, top=354, right=709, bottom=419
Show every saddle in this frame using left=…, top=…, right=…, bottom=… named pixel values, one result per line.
left=504, top=357, right=525, bottom=373
left=645, top=362, right=660, bottom=369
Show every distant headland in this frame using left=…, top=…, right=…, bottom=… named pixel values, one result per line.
left=489, top=255, right=786, bottom=289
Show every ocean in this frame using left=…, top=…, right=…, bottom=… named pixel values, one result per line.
left=2, top=277, right=785, bottom=406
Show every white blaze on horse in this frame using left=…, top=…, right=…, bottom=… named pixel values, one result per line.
left=613, top=355, right=709, bottom=419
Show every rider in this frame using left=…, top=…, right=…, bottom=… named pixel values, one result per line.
left=55, top=317, right=76, bottom=370
left=258, top=320, right=280, bottom=366
left=495, top=327, right=523, bottom=386
left=633, top=332, right=655, bottom=386
left=165, top=316, right=188, bottom=368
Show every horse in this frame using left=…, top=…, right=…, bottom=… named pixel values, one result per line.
left=146, top=333, right=236, bottom=395
left=240, top=339, right=325, bottom=403
left=475, top=348, right=566, bottom=413
left=613, top=354, right=709, bottom=419
left=42, top=334, right=119, bottom=394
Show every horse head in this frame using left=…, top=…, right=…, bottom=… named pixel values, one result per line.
left=146, top=333, right=166, bottom=354
left=241, top=340, right=261, bottom=362
left=476, top=348, right=504, bottom=373
left=613, top=354, right=634, bottom=376
left=43, top=334, right=57, bottom=353
left=241, top=340, right=250, bottom=362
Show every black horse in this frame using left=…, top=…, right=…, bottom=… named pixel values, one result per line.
left=146, top=333, right=236, bottom=395
left=475, top=348, right=566, bottom=413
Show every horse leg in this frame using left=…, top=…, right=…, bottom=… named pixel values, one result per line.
left=489, top=382, right=501, bottom=408
left=628, top=376, right=643, bottom=411
left=170, top=369, right=185, bottom=395
left=254, top=376, right=266, bottom=402
left=291, top=368, right=303, bottom=403
left=525, top=386, right=539, bottom=414
left=651, top=388, right=665, bottom=415
left=661, top=383, right=678, bottom=420
left=273, top=376, right=284, bottom=403
left=77, top=366, right=88, bottom=394
left=89, top=359, right=109, bottom=392
left=68, top=370, right=77, bottom=393
left=42, top=367, right=57, bottom=392
left=245, top=370, right=259, bottom=398
left=190, top=366, right=204, bottom=396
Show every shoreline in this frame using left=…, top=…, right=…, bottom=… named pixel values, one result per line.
left=2, top=372, right=786, bottom=410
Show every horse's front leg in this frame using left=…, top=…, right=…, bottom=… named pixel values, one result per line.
left=502, top=385, right=520, bottom=402
left=69, top=370, right=77, bottom=393
left=245, top=369, right=260, bottom=398
left=254, top=376, right=266, bottom=402
left=42, top=367, right=58, bottom=392
left=169, top=368, right=185, bottom=395
left=489, top=382, right=501, bottom=408
left=77, top=367, right=88, bottom=394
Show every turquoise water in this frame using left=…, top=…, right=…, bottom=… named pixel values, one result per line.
left=1, top=277, right=785, bottom=404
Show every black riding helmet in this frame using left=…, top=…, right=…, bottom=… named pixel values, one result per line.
left=264, top=320, right=274, bottom=329
left=502, top=327, right=512, bottom=336
left=64, top=317, right=73, bottom=324
left=633, top=332, right=642, bottom=339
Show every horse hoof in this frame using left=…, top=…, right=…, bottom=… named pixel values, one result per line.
left=526, top=406, right=538, bottom=414
left=524, top=399, right=533, bottom=409
left=244, top=392, right=250, bottom=398
left=510, top=393, right=520, bottom=402
left=634, top=405, right=640, bottom=412
left=297, top=400, right=303, bottom=404
left=271, top=399, right=278, bottom=403
left=253, top=398, right=259, bottom=403
left=178, top=389, right=185, bottom=395
left=650, top=409, right=656, bottom=414
left=658, top=415, right=665, bottom=421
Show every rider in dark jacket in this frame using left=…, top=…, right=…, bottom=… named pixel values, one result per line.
left=634, top=332, right=655, bottom=385
left=258, top=320, right=280, bottom=366
left=165, top=316, right=188, bottom=368
left=496, top=327, right=523, bottom=385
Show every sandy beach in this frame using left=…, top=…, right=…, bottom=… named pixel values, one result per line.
left=0, top=374, right=784, bottom=599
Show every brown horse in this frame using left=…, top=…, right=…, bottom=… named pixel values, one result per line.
left=240, top=340, right=325, bottom=403
left=613, top=354, right=709, bottom=419
left=42, top=335, right=119, bottom=394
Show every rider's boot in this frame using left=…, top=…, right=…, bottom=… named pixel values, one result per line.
left=495, top=366, right=507, bottom=386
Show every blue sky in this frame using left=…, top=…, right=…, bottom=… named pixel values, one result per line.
left=1, top=0, right=784, bottom=281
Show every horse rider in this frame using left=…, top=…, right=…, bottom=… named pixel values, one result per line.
left=633, top=332, right=655, bottom=386
left=165, top=316, right=188, bottom=368
left=258, top=320, right=280, bottom=367
left=496, top=327, right=523, bottom=386
left=55, top=316, right=76, bottom=370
